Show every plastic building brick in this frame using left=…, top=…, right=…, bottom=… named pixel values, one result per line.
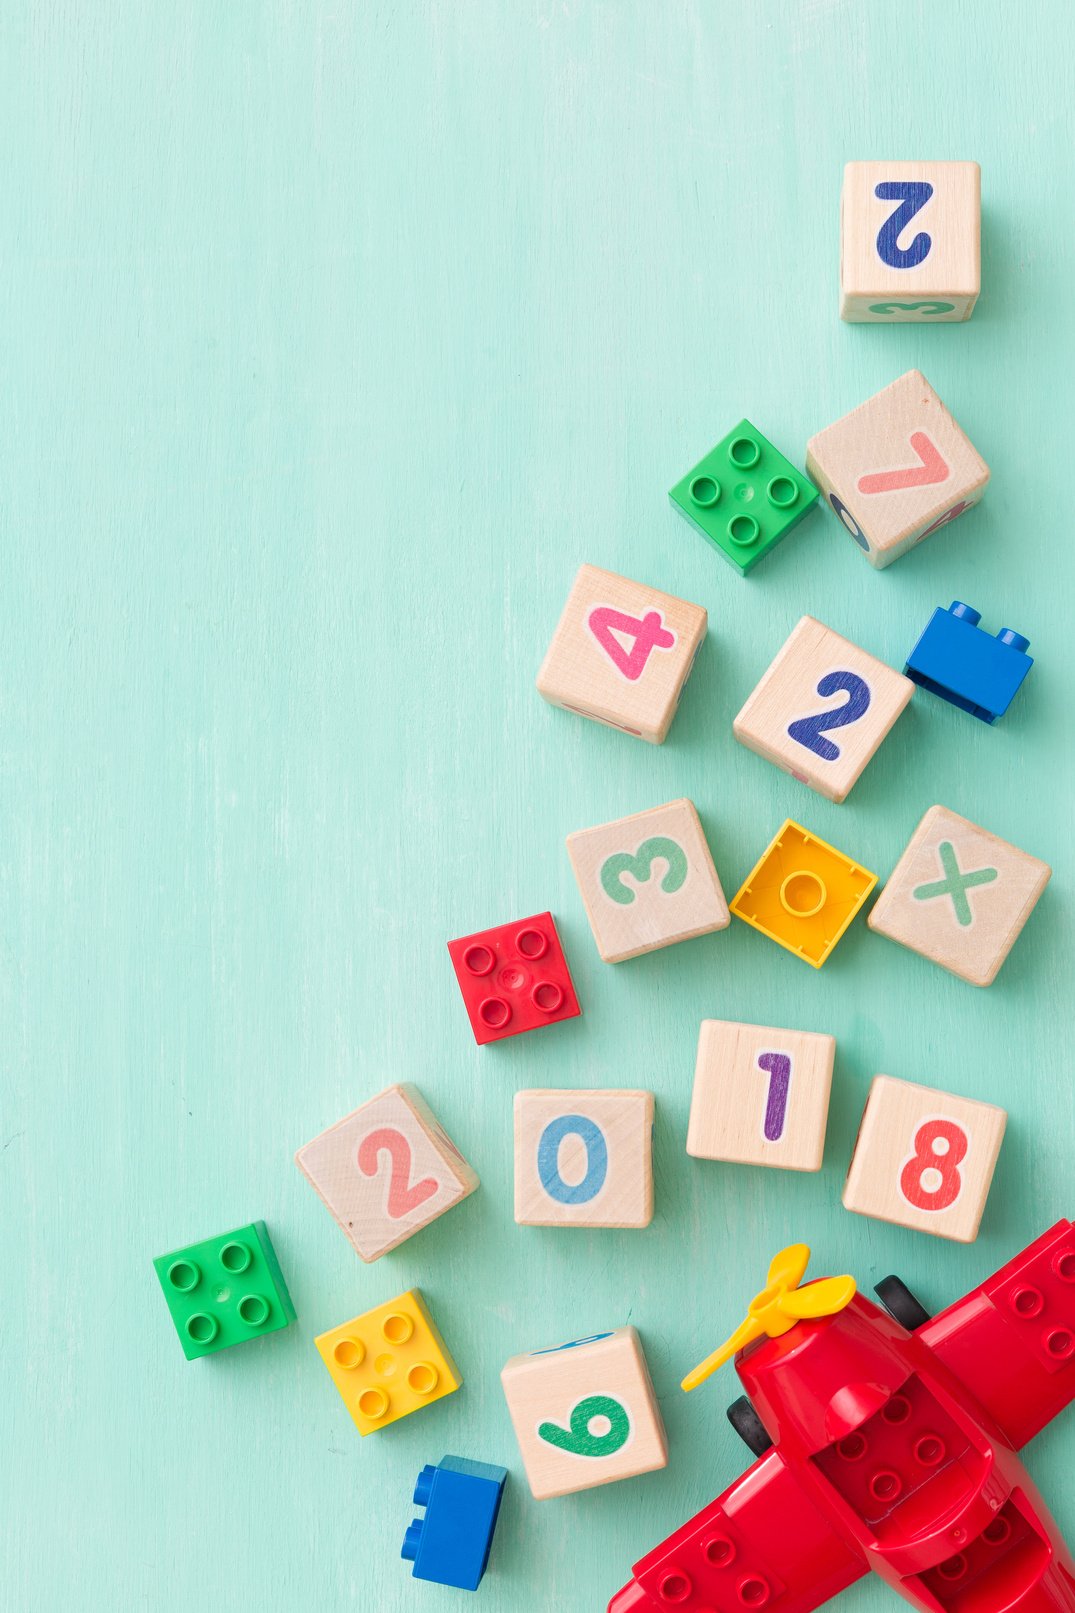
left=153, top=1220, right=295, bottom=1360
left=669, top=420, right=819, bottom=575
left=904, top=601, right=1034, bottom=723
left=315, top=1289, right=461, bottom=1435
left=609, top=1225, right=1075, bottom=1613
left=730, top=820, right=876, bottom=968
left=447, top=911, right=581, bottom=1045
left=402, top=1455, right=508, bottom=1591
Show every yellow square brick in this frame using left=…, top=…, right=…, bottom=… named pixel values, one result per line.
left=315, top=1289, right=461, bottom=1434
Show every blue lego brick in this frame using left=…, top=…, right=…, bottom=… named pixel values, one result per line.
left=401, top=1455, right=508, bottom=1591
left=903, top=601, right=1033, bottom=725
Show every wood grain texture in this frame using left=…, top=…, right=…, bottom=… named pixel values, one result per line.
left=4, top=5, right=1074, bottom=1611
left=687, top=1020, right=836, bottom=1171
left=513, top=1088, right=654, bottom=1226
left=840, top=162, right=981, bottom=322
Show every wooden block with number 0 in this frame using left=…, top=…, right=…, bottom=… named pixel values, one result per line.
left=842, top=1074, right=1006, bottom=1243
left=500, top=1326, right=667, bottom=1499
left=295, top=1084, right=478, bottom=1262
left=807, top=370, right=989, bottom=568
left=733, top=616, right=913, bottom=802
left=840, top=161, right=980, bottom=323
left=566, top=799, right=729, bottom=963
left=514, top=1089, right=654, bottom=1227
left=687, top=1020, right=836, bottom=1172
left=537, top=564, right=707, bottom=743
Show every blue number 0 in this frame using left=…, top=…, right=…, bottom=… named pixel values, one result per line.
left=875, top=181, right=933, bottom=268
left=787, top=671, right=872, bottom=762
left=537, top=1114, right=608, bottom=1204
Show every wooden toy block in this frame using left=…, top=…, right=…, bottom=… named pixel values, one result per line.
left=565, top=798, right=729, bottom=963
left=536, top=564, right=707, bottom=744
left=807, top=370, right=989, bottom=568
left=295, top=1084, right=478, bottom=1262
left=840, top=161, right=980, bottom=323
left=733, top=617, right=913, bottom=803
left=687, top=1020, right=836, bottom=1172
left=731, top=820, right=876, bottom=968
left=315, top=1288, right=461, bottom=1434
left=500, top=1326, right=667, bottom=1499
left=514, top=1089, right=654, bottom=1227
left=842, top=1074, right=1006, bottom=1242
left=868, top=805, right=1051, bottom=986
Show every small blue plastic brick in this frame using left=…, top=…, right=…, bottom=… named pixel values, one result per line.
left=401, top=1455, right=508, bottom=1591
left=904, top=601, right=1033, bottom=725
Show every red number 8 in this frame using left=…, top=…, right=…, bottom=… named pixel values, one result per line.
left=899, top=1118, right=967, bottom=1212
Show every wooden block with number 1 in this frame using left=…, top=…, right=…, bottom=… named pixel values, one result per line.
left=514, top=1089, right=654, bottom=1227
left=687, top=1020, right=836, bottom=1171
left=294, top=1084, right=478, bottom=1261
left=843, top=1074, right=1006, bottom=1243
left=733, top=616, right=913, bottom=802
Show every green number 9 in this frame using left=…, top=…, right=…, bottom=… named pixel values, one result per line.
left=537, top=1394, right=631, bottom=1457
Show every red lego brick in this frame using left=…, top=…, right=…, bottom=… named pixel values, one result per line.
left=447, top=912, right=581, bottom=1045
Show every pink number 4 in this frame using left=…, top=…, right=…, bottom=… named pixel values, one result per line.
left=357, top=1127, right=439, bottom=1219
left=588, top=605, right=676, bottom=681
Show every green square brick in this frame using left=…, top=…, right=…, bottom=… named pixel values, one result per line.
left=669, top=419, right=819, bottom=575
left=153, top=1220, right=295, bottom=1360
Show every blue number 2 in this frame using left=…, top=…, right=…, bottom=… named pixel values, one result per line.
left=875, top=181, right=933, bottom=268
left=537, top=1114, right=608, bottom=1204
left=787, top=671, right=872, bottom=762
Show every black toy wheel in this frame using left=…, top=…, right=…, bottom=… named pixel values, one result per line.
left=874, top=1275, right=931, bottom=1330
left=727, top=1394, right=772, bottom=1456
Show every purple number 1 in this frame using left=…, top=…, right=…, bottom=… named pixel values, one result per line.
left=757, top=1053, right=791, bottom=1142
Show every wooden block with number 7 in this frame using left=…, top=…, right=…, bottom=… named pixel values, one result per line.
left=733, top=616, right=913, bottom=802
left=843, top=1074, right=1006, bottom=1243
left=295, top=1084, right=479, bottom=1262
left=537, top=564, right=707, bottom=743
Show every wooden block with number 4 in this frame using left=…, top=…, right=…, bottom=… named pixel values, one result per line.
left=733, top=616, right=913, bottom=802
left=687, top=1020, right=835, bottom=1172
left=537, top=564, right=707, bottom=743
left=807, top=370, right=989, bottom=568
left=843, top=1074, right=1006, bottom=1243
left=294, top=1084, right=478, bottom=1262
left=514, top=1089, right=654, bottom=1227
left=500, top=1326, right=667, bottom=1499
left=566, top=799, right=729, bottom=963
left=840, top=161, right=981, bottom=323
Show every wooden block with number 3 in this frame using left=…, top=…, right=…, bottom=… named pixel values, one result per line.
left=807, top=370, right=989, bottom=568
left=843, top=1074, right=1006, bottom=1243
left=500, top=1326, right=668, bottom=1499
left=687, top=1020, right=836, bottom=1172
left=295, top=1084, right=478, bottom=1262
left=733, top=616, right=913, bottom=802
left=514, top=1089, right=654, bottom=1227
left=566, top=798, right=729, bottom=963
left=537, top=564, right=707, bottom=743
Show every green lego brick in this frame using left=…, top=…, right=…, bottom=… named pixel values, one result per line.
left=153, top=1220, right=296, bottom=1360
left=669, top=419, right=819, bottom=575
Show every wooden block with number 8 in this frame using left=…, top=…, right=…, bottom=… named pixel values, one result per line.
left=537, top=564, right=707, bottom=744
left=840, top=161, right=980, bottom=323
left=807, top=370, right=989, bottom=568
left=294, top=1084, right=478, bottom=1262
left=843, top=1074, right=1006, bottom=1243
left=733, top=616, right=913, bottom=802
left=514, top=1089, right=654, bottom=1227
left=687, top=1020, right=836, bottom=1172
left=500, top=1326, right=667, bottom=1499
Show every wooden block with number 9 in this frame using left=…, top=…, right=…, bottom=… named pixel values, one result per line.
left=842, top=1074, right=1006, bottom=1243
left=295, top=1084, right=479, bottom=1262
left=500, top=1326, right=668, bottom=1499
left=733, top=616, right=913, bottom=802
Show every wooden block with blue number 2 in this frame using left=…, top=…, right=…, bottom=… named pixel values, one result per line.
left=840, top=161, right=980, bottom=322
left=514, top=1089, right=653, bottom=1227
left=733, top=616, right=913, bottom=803
left=500, top=1326, right=667, bottom=1499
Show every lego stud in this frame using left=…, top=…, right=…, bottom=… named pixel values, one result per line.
left=1046, top=1328, right=1074, bottom=1360
left=915, top=1434, right=946, bottom=1467
left=358, top=1386, right=390, bottom=1419
left=779, top=870, right=828, bottom=919
left=1010, top=1286, right=1044, bottom=1318
left=532, top=982, right=564, bottom=1014
left=238, top=1294, right=270, bottom=1327
left=729, top=436, right=761, bottom=469
left=167, top=1259, right=201, bottom=1293
left=382, top=1311, right=415, bottom=1345
left=219, top=1241, right=252, bottom=1274
left=984, top=1516, right=1012, bottom=1547
left=463, top=944, right=495, bottom=976
left=333, top=1337, right=366, bottom=1370
left=401, top=1521, right=423, bottom=1562
left=186, top=1312, right=219, bottom=1345
left=766, top=476, right=799, bottom=509
left=868, top=1469, right=902, bottom=1503
left=515, top=927, right=549, bottom=960
left=413, top=1465, right=437, bottom=1508
left=703, top=1535, right=736, bottom=1567
left=882, top=1393, right=911, bottom=1424
left=728, top=515, right=761, bottom=549
left=836, top=1432, right=867, bottom=1462
left=949, top=602, right=982, bottom=626
left=659, top=1572, right=692, bottom=1603
left=1053, top=1250, right=1075, bottom=1282
left=998, top=629, right=1030, bottom=654
left=480, top=996, right=512, bottom=1029
left=689, top=475, right=721, bottom=508
left=738, top=1577, right=770, bottom=1607
left=937, top=1555, right=968, bottom=1582
left=407, top=1361, right=440, bottom=1395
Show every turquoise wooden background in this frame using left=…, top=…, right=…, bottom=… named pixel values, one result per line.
left=4, top=4, right=1072, bottom=1610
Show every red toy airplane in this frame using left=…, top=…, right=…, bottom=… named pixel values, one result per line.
left=610, top=1223, right=1075, bottom=1613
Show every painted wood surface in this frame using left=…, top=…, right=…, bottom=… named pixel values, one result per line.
left=3, top=4, right=1074, bottom=1611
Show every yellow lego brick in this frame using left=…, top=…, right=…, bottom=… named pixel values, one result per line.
left=731, top=819, right=876, bottom=968
left=314, top=1288, right=461, bottom=1435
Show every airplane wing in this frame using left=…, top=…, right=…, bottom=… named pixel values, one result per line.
left=608, top=1446, right=866, bottom=1613
left=918, top=1217, right=1075, bottom=1450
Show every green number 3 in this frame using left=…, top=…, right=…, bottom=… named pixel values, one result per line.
left=600, top=837, right=688, bottom=905
left=538, top=1394, right=631, bottom=1457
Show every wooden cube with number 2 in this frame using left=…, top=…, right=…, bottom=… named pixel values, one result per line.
left=843, top=1074, right=1006, bottom=1242
left=733, top=616, right=913, bottom=802
left=500, top=1326, right=667, bottom=1499
left=687, top=1020, right=836, bottom=1172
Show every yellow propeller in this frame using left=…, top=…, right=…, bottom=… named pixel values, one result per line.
left=681, top=1243, right=856, bottom=1392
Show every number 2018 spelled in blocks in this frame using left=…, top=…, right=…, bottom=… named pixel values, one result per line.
left=733, top=616, right=913, bottom=802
